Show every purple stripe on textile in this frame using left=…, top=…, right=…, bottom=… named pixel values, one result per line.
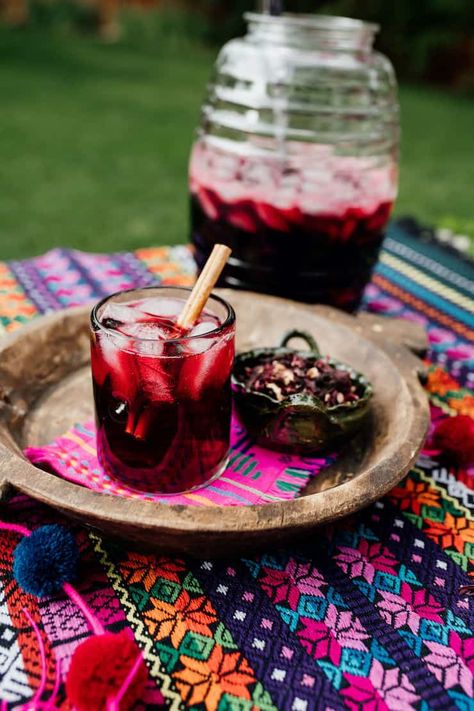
left=364, top=499, right=474, bottom=626
left=8, top=259, right=61, bottom=313
left=301, top=544, right=461, bottom=710
left=66, top=251, right=110, bottom=299
left=193, top=557, right=348, bottom=710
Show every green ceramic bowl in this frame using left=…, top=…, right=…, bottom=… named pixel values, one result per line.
left=232, top=330, right=373, bottom=453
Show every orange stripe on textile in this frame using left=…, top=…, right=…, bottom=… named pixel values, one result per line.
left=373, top=273, right=474, bottom=340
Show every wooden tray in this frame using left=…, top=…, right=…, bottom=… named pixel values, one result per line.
left=0, top=291, right=429, bottom=556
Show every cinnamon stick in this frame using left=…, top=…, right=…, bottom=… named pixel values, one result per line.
left=177, top=244, right=231, bottom=330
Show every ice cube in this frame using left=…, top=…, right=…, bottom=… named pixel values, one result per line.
left=256, top=203, right=289, bottom=232
left=228, top=208, right=258, bottom=233
left=100, top=302, right=140, bottom=327
left=211, top=151, right=241, bottom=182
left=179, top=339, right=232, bottom=399
left=241, top=161, right=275, bottom=188
left=138, top=297, right=184, bottom=319
left=197, top=187, right=220, bottom=220
left=189, top=321, right=216, bottom=336
left=93, top=333, right=138, bottom=400
left=119, top=321, right=172, bottom=341
left=137, top=357, right=174, bottom=403
left=97, top=332, right=122, bottom=370
left=184, top=322, right=216, bottom=354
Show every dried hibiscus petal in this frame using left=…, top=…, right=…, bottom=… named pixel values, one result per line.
left=232, top=330, right=373, bottom=454
left=241, top=351, right=363, bottom=407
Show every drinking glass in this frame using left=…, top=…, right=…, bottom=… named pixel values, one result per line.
left=90, top=286, right=235, bottom=493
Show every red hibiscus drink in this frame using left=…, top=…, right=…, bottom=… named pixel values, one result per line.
left=90, top=287, right=235, bottom=494
left=190, top=142, right=397, bottom=311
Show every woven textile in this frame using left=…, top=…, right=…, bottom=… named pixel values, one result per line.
left=25, top=418, right=335, bottom=507
left=0, top=224, right=473, bottom=710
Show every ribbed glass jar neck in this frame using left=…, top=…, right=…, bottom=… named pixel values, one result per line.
left=244, top=13, right=378, bottom=53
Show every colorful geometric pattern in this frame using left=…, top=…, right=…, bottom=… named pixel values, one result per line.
left=0, top=221, right=473, bottom=710
left=25, top=418, right=335, bottom=507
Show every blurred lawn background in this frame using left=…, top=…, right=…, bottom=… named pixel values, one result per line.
left=1, top=4, right=473, bottom=260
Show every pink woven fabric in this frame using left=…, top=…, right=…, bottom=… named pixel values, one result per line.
left=25, top=415, right=335, bottom=506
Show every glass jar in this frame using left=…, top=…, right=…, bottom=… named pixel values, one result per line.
left=189, top=12, right=399, bottom=311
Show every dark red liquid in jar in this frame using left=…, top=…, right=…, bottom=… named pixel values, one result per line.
left=90, top=293, right=235, bottom=493
left=190, top=144, right=395, bottom=311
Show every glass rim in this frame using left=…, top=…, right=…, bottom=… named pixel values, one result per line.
left=90, top=285, right=236, bottom=343
left=244, top=12, right=380, bottom=34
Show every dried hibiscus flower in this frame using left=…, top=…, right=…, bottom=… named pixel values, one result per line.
left=232, top=330, right=373, bottom=453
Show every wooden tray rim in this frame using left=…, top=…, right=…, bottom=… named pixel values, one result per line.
left=0, top=298, right=430, bottom=550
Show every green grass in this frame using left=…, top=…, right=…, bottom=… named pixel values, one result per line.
left=397, top=86, right=474, bottom=246
left=0, top=25, right=213, bottom=259
left=1, top=24, right=473, bottom=260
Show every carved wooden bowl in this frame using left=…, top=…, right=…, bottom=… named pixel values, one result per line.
left=0, top=291, right=429, bottom=556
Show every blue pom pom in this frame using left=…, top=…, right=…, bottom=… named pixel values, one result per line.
left=13, top=525, right=80, bottom=598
